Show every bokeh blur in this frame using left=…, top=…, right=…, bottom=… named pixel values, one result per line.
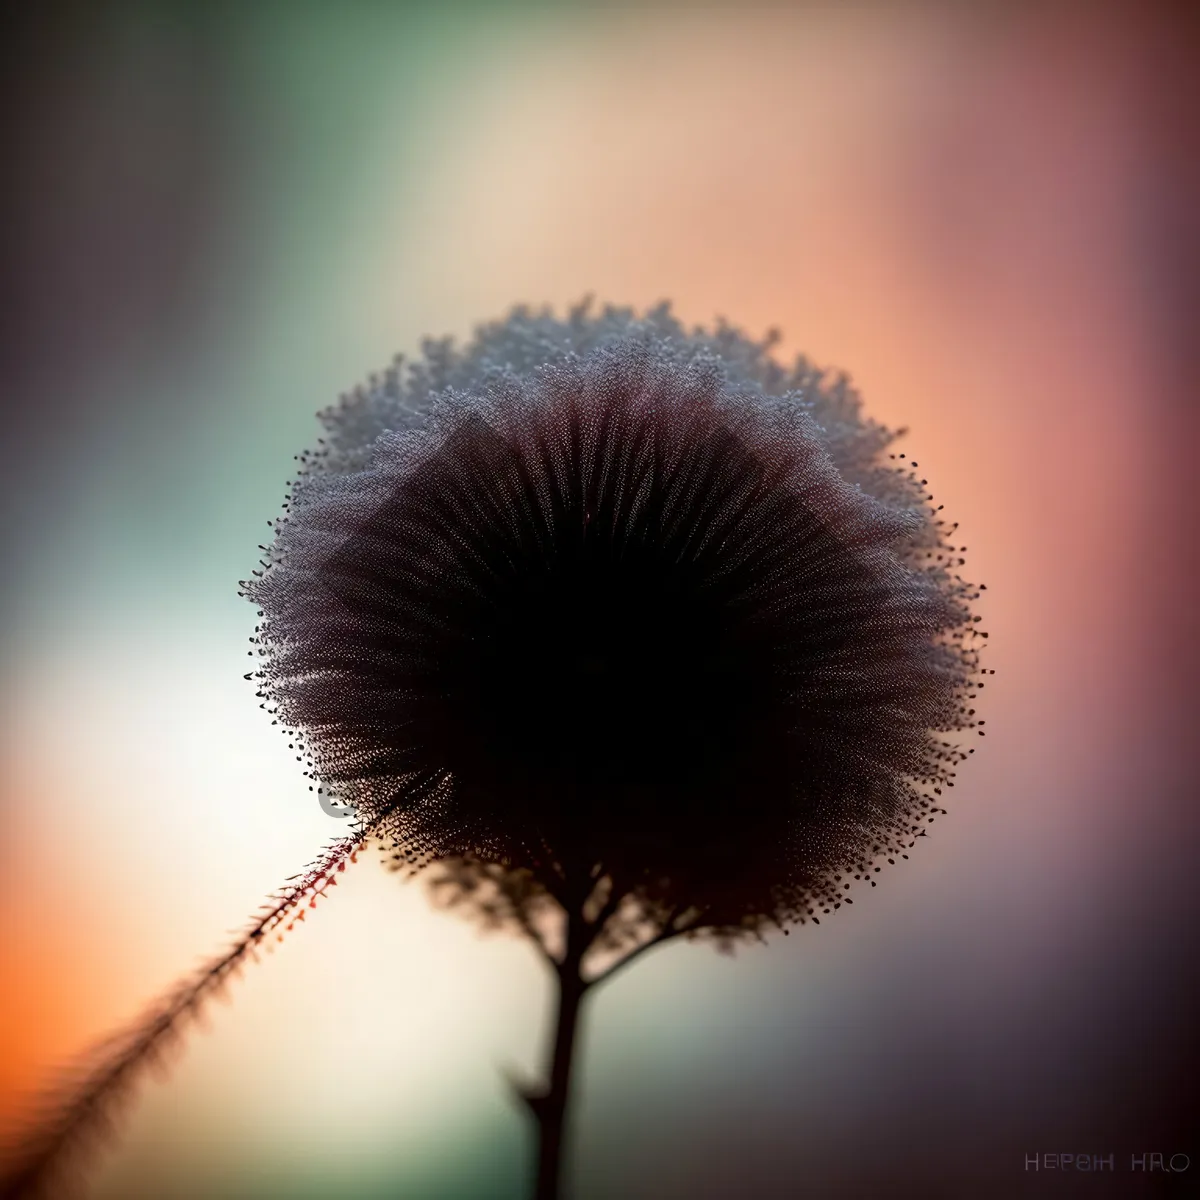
left=1, top=3, right=1195, bottom=1198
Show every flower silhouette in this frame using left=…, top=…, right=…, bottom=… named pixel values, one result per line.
left=1, top=300, right=986, bottom=1200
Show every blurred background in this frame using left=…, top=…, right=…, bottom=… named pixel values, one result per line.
left=1, top=2, right=1195, bottom=1197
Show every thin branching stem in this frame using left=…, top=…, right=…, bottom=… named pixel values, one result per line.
left=521, top=891, right=697, bottom=1199
left=512, top=903, right=557, bottom=967
left=587, top=904, right=691, bottom=990
left=584, top=880, right=623, bottom=936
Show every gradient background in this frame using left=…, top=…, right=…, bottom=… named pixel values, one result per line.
left=1, top=3, right=1196, bottom=1198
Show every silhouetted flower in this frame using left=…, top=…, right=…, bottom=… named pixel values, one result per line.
left=242, top=299, right=987, bottom=1199
left=1, top=300, right=987, bottom=1200
left=245, top=299, right=984, bottom=946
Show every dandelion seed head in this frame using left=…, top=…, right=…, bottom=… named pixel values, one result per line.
left=244, top=299, right=984, bottom=936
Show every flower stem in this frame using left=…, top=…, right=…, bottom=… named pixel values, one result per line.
left=523, top=888, right=688, bottom=1197
left=533, top=960, right=589, bottom=1199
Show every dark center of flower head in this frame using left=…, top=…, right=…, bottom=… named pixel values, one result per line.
left=413, top=414, right=794, bottom=837
left=249, top=329, right=980, bottom=924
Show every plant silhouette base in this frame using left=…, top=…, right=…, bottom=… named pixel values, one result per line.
left=507, top=899, right=681, bottom=1200
left=513, top=967, right=591, bottom=1200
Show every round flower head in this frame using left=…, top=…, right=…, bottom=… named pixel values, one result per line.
left=3, top=301, right=986, bottom=1200
left=243, top=300, right=985, bottom=942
